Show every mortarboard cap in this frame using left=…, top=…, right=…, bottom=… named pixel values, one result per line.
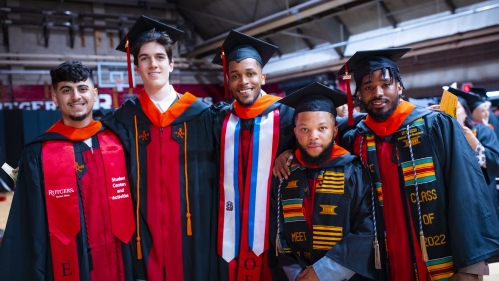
left=116, top=15, right=184, bottom=52
left=447, top=87, right=485, bottom=113
left=470, top=87, right=488, bottom=100
left=280, top=82, right=347, bottom=120
left=337, top=48, right=411, bottom=80
left=116, top=15, right=184, bottom=92
left=212, top=30, right=278, bottom=67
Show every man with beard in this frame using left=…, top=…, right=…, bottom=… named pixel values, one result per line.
left=270, top=82, right=375, bottom=281
left=101, top=16, right=222, bottom=281
left=340, top=48, right=499, bottom=281
left=0, top=61, right=135, bottom=280
left=212, top=30, right=294, bottom=281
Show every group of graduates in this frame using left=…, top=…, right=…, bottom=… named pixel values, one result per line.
left=0, top=14, right=499, bottom=281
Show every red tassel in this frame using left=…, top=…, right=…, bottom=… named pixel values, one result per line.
left=221, top=45, right=229, bottom=100
left=343, top=63, right=354, bottom=126
left=126, top=34, right=134, bottom=94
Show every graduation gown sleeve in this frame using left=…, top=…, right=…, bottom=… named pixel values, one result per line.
left=428, top=113, right=499, bottom=269
left=475, top=124, right=499, bottom=217
left=475, top=124, right=499, bottom=184
left=0, top=143, right=54, bottom=281
left=325, top=161, right=375, bottom=280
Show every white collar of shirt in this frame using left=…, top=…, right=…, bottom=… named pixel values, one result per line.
left=152, top=85, right=177, bottom=113
left=83, top=137, right=93, bottom=153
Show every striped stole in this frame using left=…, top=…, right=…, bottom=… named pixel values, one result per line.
left=218, top=109, right=280, bottom=262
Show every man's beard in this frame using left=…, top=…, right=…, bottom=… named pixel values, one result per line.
left=298, top=139, right=334, bottom=167
left=235, top=88, right=261, bottom=107
left=362, top=97, right=399, bottom=122
left=69, top=112, right=89, bottom=121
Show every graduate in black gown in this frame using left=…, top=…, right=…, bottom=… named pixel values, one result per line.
left=340, top=48, right=499, bottom=281
left=0, top=61, right=135, bottom=281
left=270, top=82, right=375, bottom=281
left=101, top=16, right=223, bottom=281
left=447, top=87, right=499, bottom=218
left=212, top=30, right=294, bottom=281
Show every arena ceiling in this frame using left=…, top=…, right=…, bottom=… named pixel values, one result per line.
left=1, top=0, right=499, bottom=95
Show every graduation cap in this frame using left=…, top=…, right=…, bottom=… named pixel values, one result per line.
left=280, top=82, right=347, bottom=120
left=470, top=87, right=488, bottom=100
left=212, top=30, right=278, bottom=99
left=116, top=15, right=184, bottom=91
left=447, top=87, right=485, bottom=113
left=337, top=48, right=411, bottom=125
left=337, top=48, right=411, bottom=78
left=212, top=30, right=277, bottom=67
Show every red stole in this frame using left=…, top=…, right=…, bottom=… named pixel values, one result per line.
left=42, top=129, right=134, bottom=281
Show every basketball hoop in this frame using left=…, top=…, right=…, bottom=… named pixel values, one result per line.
left=114, top=77, right=124, bottom=92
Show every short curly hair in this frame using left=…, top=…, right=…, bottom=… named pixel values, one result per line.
left=131, top=29, right=174, bottom=66
left=50, top=61, right=94, bottom=90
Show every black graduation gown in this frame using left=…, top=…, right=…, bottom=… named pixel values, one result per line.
left=473, top=123, right=499, bottom=217
left=486, top=110, right=499, bottom=141
left=101, top=95, right=223, bottom=281
left=341, top=106, right=499, bottom=280
left=270, top=152, right=375, bottom=281
left=0, top=129, right=134, bottom=281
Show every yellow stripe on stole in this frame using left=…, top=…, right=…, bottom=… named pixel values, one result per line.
left=283, top=212, right=305, bottom=218
left=282, top=204, right=302, bottom=209
left=313, top=225, right=342, bottom=231
left=324, top=171, right=344, bottom=176
left=313, top=236, right=342, bottom=241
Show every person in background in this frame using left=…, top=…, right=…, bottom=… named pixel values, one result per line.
left=447, top=87, right=499, bottom=218
left=336, top=104, right=348, bottom=118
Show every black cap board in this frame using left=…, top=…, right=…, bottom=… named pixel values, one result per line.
left=470, top=87, right=488, bottom=99
left=116, top=15, right=184, bottom=52
left=447, top=87, right=485, bottom=113
left=212, top=30, right=278, bottom=67
left=280, top=82, right=347, bottom=118
left=337, top=48, right=411, bottom=82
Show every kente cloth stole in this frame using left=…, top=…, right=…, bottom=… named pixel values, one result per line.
left=279, top=164, right=346, bottom=266
left=42, top=130, right=135, bottom=281
left=218, top=109, right=280, bottom=279
left=360, top=118, right=455, bottom=281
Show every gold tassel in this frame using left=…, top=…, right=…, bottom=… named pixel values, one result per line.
left=420, top=232, right=428, bottom=262
left=186, top=213, right=192, bottom=236
left=373, top=239, right=381, bottom=269
left=137, top=237, right=143, bottom=260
